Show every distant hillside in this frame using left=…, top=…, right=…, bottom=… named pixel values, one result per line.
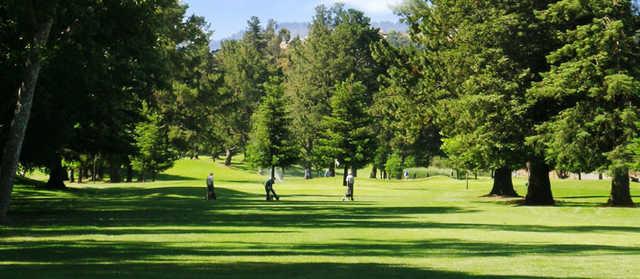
left=210, top=21, right=408, bottom=50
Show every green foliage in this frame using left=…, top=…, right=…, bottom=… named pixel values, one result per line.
left=370, top=40, right=440, bottom=169
left=385, top=152, right=404, bottom=179
left=528, top=0, right=640, bottom=174
left=154, top=14, right=222, bottom=157
left=318, top=78, right=374, bottom=170
left=285, top=4, right=382, bottom=172
left=130, top=104, right=178, bottom=181
left=401, top=0, right=556, bottom=172
left=215, top=17, right=287, bottom=158
left=628, top=131, right=640, bottom=171
left=246, top=78, right=298, bottom=173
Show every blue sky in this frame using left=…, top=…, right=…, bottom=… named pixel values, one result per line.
left=182, top=0, right=403, bottom=40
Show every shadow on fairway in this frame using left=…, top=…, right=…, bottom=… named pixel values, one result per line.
left=0, top=261, right=584, bottom=279
left=3, top=185, right=474, bottom=232
left=1, top=183, right=637, bottom=278
left=7, top=237, right=634, bottom=262
left=4, top=185, right=639, bottom=235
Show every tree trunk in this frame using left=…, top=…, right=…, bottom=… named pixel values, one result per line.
left=45, top=153, right=66, bottom=189
left=578, top=172, right=582, bottom=180
left=304, top=166, right=312, bottom=179
left=91, top=155, right=97, bottom=182
left=224, top=149, right=233, bottom=166
left=370, top=166, right=377, bottom=179
left=78, top=168, right=83, bottom=183
left=62, top=167, right=69, bottom=181
left=109, top=156, right=122, bottom=183
left=524, top=158, right=554, bottom=205
left=488, top=166, right=518, bottom=197
left=327, top=163, right=335, bottom=177
left=69, top=168, right=75, bottom=183
left=97, top=163, right=104, bottom=181
left=352, top=168, right=357, bottom=177
left=0, top=8, right=55, bottom=222
left=138, top=171, right=145, bottom=183
left=342, top=165, right=348, bottom=186
left=126, top=163, right=133, bottom=183
left=270, top=165, right=275, bottom=180
left=608, top=166, right=633, bottom=206
left=599, top=173, right=603, bottom=180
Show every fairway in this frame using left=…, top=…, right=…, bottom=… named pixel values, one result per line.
left=1, top=158, right=639, bottom=278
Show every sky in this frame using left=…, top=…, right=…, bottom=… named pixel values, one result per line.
left=182, top=0, right=404, bottom=40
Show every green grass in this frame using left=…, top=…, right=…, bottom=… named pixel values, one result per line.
left=1, top=157, right=639, bottom=278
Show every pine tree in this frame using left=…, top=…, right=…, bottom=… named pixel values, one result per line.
left=130, top=104, right=178, bottom=182
left=318, top=77, right=374, bottom=185
left=285, top=5, right=382, bottom=178
left=400, top=0, right=557, bottom=199
left=529, top=0, right=640, bottom=206
left=246, top=78, right=298, bottom=179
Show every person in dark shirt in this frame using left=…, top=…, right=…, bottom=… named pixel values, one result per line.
left=264, top=177, right=280, bottom=201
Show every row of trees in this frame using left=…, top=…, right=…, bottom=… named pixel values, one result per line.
left=2, top=1, right=639, bottom=222
left=394, top=0, right=640, bottom=205
left=244, top=0, right=640, bottom=207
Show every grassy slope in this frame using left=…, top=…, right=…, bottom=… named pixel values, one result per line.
left=1, top=157, right=639, bottom=278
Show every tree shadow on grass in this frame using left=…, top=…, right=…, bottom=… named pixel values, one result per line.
left=476, top=194, right=640, bottom=208
left=4, top=186, right=639, bottom=235
left=0, top=238, right=613, bottom=278
left=1, top=184, right=637, bottom=278
left=0, top=238, right=603, bottom=278
left=0, top=261, right=582, bottom=279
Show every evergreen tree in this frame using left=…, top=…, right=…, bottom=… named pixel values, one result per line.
left=400, top=0, right=556, bottom=199
left=216, top=17, right=285, bottom=165
left=246, top=78, right=298, bottom=179
left=286, top=5, right=382, bottom=178
left=285, top=6, right=337, bottom=178
left=319, top=78, right=374, bottom=185
left=130, top=104, right=178, bottom=182
left=529, top=0, right=640, bottom=205
left=370, top=39, right=441, bottom=180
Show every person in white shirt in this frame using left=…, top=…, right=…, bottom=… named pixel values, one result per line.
left=206, top=173, right=216, bottom=200
left=343, top=170, right=355, bottom=201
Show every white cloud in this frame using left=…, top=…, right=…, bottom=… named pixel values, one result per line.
left=320, top=0, right=404, bottom=14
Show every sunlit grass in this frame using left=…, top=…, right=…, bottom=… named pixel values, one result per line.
left=1, top=157, right=639, bottom=278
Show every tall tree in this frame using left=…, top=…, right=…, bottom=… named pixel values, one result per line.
left=285, top=6, right=337, bottom=178
left=216, top=17, right=278, bottom=165
left=529, top=0, right=640, bottom=205
left=370, top=39, right=441, bottom=180
left=246, top=78, right=298, bottom=179
left=286, top=5, right=382, bottom=178
left=399, top=0, right=557, bottom=200
left=130, top=103, right=179, bottom=182
left=319, top=78, right=375, bottom=185
left=0, top=0, right=56, bottom=222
